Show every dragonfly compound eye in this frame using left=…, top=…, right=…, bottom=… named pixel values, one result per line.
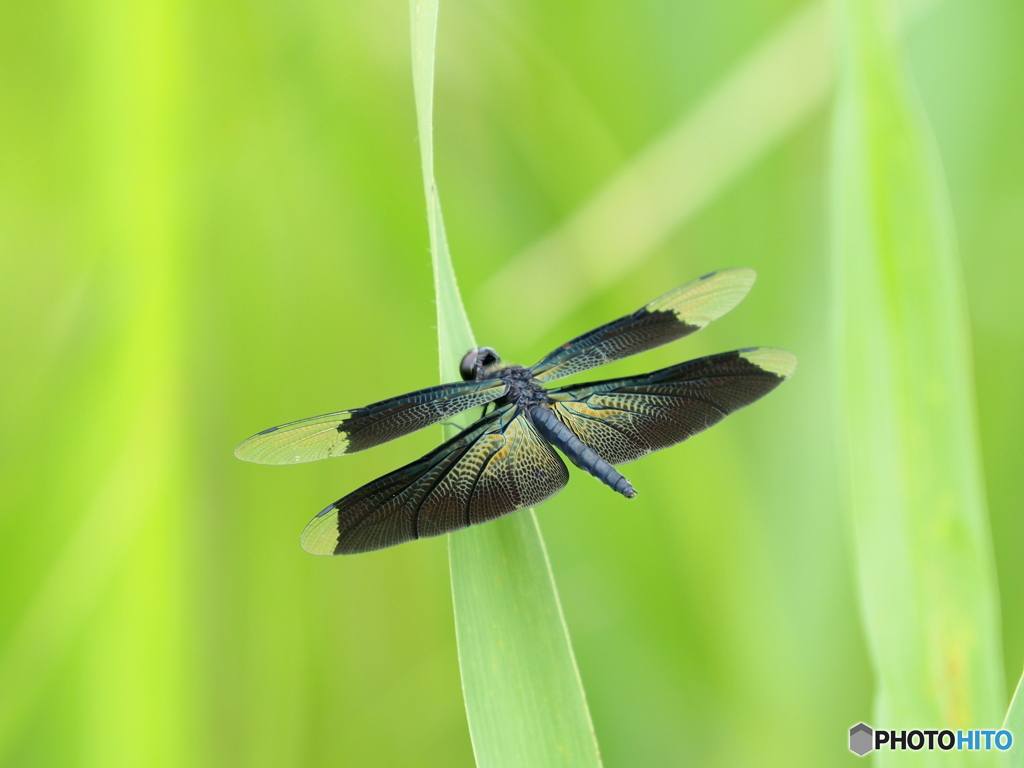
left=459, top=347, right=501, bottom=380
left=459, top=348, right=481, bottom=381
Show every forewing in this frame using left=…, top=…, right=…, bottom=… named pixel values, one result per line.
left=547, top=348, right=796, bottom=465
left=530, top=268, right=756, bottom=383
left=301, top=407, right=569, bottom=555
left=234, top=379, right=506, bottom=465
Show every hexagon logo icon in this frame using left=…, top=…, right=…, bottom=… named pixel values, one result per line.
left=849, top=723, right=873, bottom=756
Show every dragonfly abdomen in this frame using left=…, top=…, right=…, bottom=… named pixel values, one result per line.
left=529, top=405, right=636, bottom=499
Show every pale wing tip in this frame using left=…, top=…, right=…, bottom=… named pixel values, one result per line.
left=234, top=428, right=349, bottom=465
left=700, top=266, right=756, bottom=283
left=649, top=267, right=758, bottom=325
left=233, top=439, right=264, bottom=463
left=233, top=437, right=316, bottom=465
left=234, top=412, right=353, bottom=464
left=739, top=347, right=797, bottom=379
left=301, top=508, right=341, bottom=555
left=699, top=267, right=757, bottom=305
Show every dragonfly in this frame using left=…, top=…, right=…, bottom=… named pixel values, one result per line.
left=235, top=268, right=796, bottom=555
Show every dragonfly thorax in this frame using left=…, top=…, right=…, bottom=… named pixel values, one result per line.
left=496, top=365, right=549, bottom=408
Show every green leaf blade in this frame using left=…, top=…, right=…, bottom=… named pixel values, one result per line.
left=409, top=1, right=602, bottom=765
left=449, top=513, right=602, bottom=767
left=831, top=0, right=1005, bottom=755
left=1003, top=670, right=1024, bottom=767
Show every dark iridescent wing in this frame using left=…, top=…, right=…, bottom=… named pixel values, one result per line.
left=234, top=379, right=507, bottom=465
left=530, top=268, right=756, bottom=383
left=546, top=348, right=796, bottom=465
left=301, top=406, right=569, bottom=555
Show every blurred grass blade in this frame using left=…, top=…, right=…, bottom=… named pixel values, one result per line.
left=0, top=3, right=188, bottom=761
left=478, top=0, right=832, bottom=339
left=409, top=1, right=602, bottom=765
left=1004, top=669, right=1024, bottom=766
left=831, top=0, right=1004, bottom=751
left=479, top=0, right=941, bottom=343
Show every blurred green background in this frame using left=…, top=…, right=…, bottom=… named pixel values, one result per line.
left=1, top=0, right=1022, bottom=765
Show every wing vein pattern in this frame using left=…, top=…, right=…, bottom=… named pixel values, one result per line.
left=530, top=268, right=756, bottom=382
left=235, top=379, right=506, bottom=464
left=547, top=348, right=796, bottom=466
left=301, top=406, right=570, bottom=555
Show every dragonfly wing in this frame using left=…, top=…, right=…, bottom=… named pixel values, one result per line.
left=234, top=379, right=507, bottom=465
left=547, top=348, right=796, bottom=465
left=530, top=268, right=756, bottom=383
left=302, top=406, right=569, bottom=555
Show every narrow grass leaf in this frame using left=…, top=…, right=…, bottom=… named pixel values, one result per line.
left=831, top=0, right=1004, bottom=759
left=1004, top=668, right=1024, bottom=766
left=409, top=1, right=602, bottom=765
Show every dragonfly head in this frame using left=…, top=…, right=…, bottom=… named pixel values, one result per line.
left=459, top=346, right=502, bottom=381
